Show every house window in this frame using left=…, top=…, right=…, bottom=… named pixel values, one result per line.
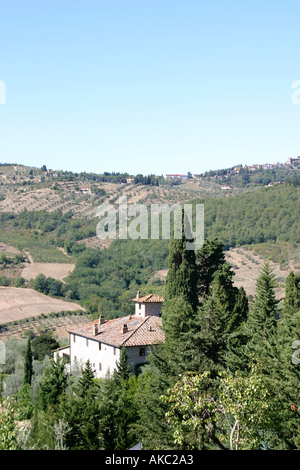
left=73, top=334, right=76, bottom=342
left=113, top=347, right=117, bottom=355
left=139, top=348, right=145, bottom=357
left=86, top=339, right=89, bottom=347
left=99, top=363, right=102, bottom=371
left=99, top=342, right=101, bottom=351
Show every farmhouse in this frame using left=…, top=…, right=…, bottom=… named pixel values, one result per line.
left=54, top=292, right=164, bottom=378
left=164, top=174, right=188, bottom=180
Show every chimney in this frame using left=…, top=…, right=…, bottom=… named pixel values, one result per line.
left=122, top=323, right=129, bottom=334
left=92, top=323, right=98, bottom=336
left=99, top=314, right=105, bottom=325
left=136, top=290, right=141, bottom=299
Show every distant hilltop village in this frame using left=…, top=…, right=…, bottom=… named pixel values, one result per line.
left=164, top=156, right=300, bottom=180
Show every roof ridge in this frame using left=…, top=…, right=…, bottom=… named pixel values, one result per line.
left=121, top=316, right=149, bottom=347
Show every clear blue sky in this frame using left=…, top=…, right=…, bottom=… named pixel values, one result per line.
left=0, top=0, right=300, bottom=175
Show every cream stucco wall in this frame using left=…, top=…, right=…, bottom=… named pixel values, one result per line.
left=134, top=302, right=162, bottom=317
left=69, top=333, right=121, bottom=378
left=69, top=333, right=157, bottom=378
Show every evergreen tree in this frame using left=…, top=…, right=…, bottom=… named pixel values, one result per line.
left=161, top=297, right=199, bottom=376
left=77, top=360, right=96, bottom=397
left=283, top=271, right=300, bottom=317
left=275, top=272, right=300, bottom=449
left=243, top=262, right=280, bottom=448
left=114, top=347, right=132, bottom=382
left=98, top=373, right=119, bottom=449
left=194, top=271, right=234, bottom=376
left=114, top=375, right=139, bottom=450
left=246, top=262, right=279, bottom=360
left=38, top=357, right=67, bottom=411
left=98, top=369, right=138, bottom=450
left=134, top=215, right=200, bottom=449
left=62, top=361, right=100, bottom=450
left=23, top=337, right=33, bottom=386
left=194, top=263, right=248, bottom=375
left=196, top=238, right=225, bottom=299
left=163, top=209, right=198, bottom=312
left=134, top=366, right=176, bottom=450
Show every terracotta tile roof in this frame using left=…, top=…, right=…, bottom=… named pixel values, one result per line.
left=67, top=314, right=164, bottom=348
left=131, top=293, right=164, bottom=303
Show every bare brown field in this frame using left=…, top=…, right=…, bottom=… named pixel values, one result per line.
left=0, top=287, right=84, bottom=324
left=21, top=260, right=75, bottom=281
left=21, top=262, right=75, bottom=281
left=20, top=250, right=75, bottom=281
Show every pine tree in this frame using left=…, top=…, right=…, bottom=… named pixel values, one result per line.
left=23, top=337, right=33, bottom=386
left=194, top=271, right=233, bottom=376
left=78, top=360, right=96, bottom=397
left=246, top=262, right=279, bottom=357
left=243, top=262, right=280, bottom=443
left=194, top=262, right=248, bottom=375
left=114, top=347, right=132, bottom=382
left=38, top=357, right=67, bottom=411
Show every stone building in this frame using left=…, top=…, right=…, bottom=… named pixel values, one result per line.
left=53, top=292, right=164, bottom=378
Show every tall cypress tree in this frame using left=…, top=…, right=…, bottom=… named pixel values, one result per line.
left=136, top=211, right=199, bottom=450
left=24, top=337, right=33, bottom=386
left=196, top=238, right=225, bottom=300
left=163, top=209, right=198, bottom=312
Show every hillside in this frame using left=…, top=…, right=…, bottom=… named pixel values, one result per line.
left=0, top=163, right=299, bottom=334
left=0, top=164, right=246, bottom=217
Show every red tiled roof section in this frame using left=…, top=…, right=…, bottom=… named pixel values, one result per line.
left=67, top=314, right=165, bottom=348
left=131, top=293, right=164, bottom=303
left=123, top=316, right=164, bottom=346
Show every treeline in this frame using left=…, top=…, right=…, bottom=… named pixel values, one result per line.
left=0, top=209, right=96, bottom=239
left=1, top=236, right=299, bottom=450
left=202, top=165, right=300, bottom=188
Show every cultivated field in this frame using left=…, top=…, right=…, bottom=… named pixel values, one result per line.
left=225, top=247, right=295, bottom=298
left=0, top=286, right=84, bottom=324
left=21, top=251, right=75, bottom=281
